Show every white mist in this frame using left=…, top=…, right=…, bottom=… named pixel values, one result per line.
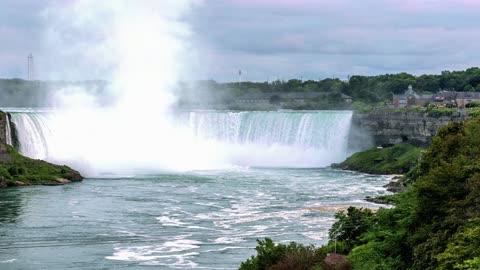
left=42, top=0, right=231, bottom=175
left=26, top=1, right=354, bottom=176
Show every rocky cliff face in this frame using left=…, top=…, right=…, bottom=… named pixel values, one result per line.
left=351, top=111, right=469, bottom=147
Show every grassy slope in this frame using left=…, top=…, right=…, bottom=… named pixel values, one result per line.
left=332, top=143, right=422, bottom=174
left=0, top=145, right=83, bottom=188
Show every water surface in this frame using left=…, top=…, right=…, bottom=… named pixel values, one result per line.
left=0, top=168, right=389, bottom=269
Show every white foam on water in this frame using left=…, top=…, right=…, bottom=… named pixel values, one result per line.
left=0, top=259, right=17, bottom=264
left=213, top=237, right=245, bottom=244
left=106, top=240, right=202, bottom=267
left=156, top=216, right=188, bottom=227
left=302, top=231, right=330, bottom=241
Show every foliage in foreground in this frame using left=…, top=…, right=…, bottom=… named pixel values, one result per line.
left=241, top=118, right=480, bottom=269
left=332, top=143, right=422, bottom=174
left=239, top=238, right=350, bottom=270
left=332, top=119, right=480, bottom=269
left=0, top=145, right=82, bottom=187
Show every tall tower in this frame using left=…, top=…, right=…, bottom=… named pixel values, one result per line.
left=238, top=69, right=242, bottom=83
left=27, top=53, right=34, bottom=80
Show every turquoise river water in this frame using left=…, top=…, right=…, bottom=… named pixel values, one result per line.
left=0, top=169, right=389, bottom=269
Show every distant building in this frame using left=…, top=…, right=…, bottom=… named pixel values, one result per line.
left=393, top=85, right=432, bottom=108
left=235, top=92, right=352, bottom=106
left=456, top=92, right=480, bottom=108
left=393, top=85, right=480, bottom=108
left=432, top=91, right=457, bottom=107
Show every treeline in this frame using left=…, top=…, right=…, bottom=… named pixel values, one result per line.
left=241, top=118, right=480, bottom=269
left=190, top=67, right=480, bottom=104
left=0, top=79, right=107, bottom=107
left=3, top=67, right=480, bottom=108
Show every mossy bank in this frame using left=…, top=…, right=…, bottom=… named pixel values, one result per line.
left=332, top=143, right=422, bottom=175
left=0, top=111, right=83, bottom=188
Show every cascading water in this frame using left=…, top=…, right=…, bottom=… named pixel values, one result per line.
left=9, top=113, right=52, bottom=159
left=184, top=110, right=352, bottom=160
left=5, top=113, right=12, bottom=146
left=9, top=110, right=353, bottom=172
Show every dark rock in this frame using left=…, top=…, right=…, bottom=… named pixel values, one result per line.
left=14, top=181, right=28, bottom=186
left=384, top=181, right=406, bottom=193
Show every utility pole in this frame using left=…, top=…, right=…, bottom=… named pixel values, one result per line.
left=27, top=53, right=34, bottom=80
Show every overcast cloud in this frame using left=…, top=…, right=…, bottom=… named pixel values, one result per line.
left=1, top=0, right=479, bottom=81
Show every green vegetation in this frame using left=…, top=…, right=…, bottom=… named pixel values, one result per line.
left=241, top=118, right=480, bottom=269
left=239, top=238, right=350, bottom=270
left=178, top=67, right=480, bottom=108
left=5, top=67, right=480, bottom=109
left=332, top=143, right=422, bottom=174
left=0, top=145, right=82, bottom=188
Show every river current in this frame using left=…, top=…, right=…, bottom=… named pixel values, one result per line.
left=0, top=168, right=389, bottom=269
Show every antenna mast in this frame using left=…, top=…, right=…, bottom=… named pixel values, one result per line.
left=27, top=53, right=35, bottom=80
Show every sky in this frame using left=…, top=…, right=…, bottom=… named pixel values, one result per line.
left=1, top=0, right=480, bottom=81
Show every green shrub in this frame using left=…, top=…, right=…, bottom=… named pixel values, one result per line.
left=436, top=218, right=480, bottom=270
left=239, top=238, right=326, bottom=270
left=332, top=144, right=422, bottom=174
left=465, top=101, right=480, bottom=108
left=0, top=145, right=82, bottom=187
left=328, top=207, right=374, bottom=252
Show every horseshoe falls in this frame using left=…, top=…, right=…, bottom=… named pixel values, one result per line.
left=9, top=110, right=353, bottom=171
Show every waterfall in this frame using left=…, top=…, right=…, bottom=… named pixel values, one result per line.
left=10, top=113, right=52, bottom=160
left=5, top=113, right=12, bottom=146
left=185, top=111, right=352, bottom=152
left=9, top=110, right=353, bottom=171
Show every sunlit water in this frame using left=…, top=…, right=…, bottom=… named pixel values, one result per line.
left=0, top=168, right=390, bottom=269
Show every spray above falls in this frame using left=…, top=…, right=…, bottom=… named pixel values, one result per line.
left=40, top=0, right=231, bottom=174
left=33, top=1, right=354, bottom=175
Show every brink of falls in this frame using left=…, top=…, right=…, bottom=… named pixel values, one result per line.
left=9, top=110, right=354, bottom=173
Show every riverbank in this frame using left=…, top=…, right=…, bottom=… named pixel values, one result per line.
left=0, top=145, right=83, bottom=188
left=332, top=143, right=422, bottom=175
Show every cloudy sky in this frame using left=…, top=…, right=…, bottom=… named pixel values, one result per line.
left=1, top=0, right=479, bottom=81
